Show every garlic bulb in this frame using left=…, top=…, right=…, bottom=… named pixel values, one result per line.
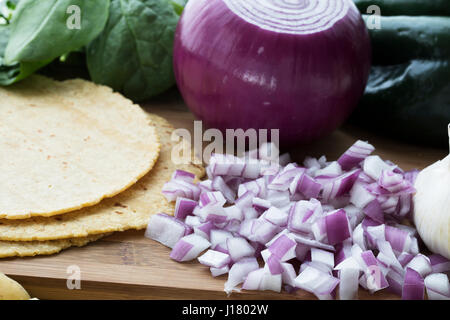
left=413, top=126, right=450, bottom=259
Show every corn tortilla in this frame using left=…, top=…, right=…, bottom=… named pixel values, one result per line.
left=0, top=234, right=108, bottom=258
left=0, top=76, right=160, bottom=219
left=0, top=113, right=204, bottom=241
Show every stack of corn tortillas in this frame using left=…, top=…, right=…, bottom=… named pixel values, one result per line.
left=0, top=75, right=204, bottom=258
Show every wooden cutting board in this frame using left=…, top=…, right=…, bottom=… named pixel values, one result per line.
left=0, top=90, right=446, bottom=300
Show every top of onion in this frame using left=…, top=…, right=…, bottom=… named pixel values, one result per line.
left=223, top=0, right=352, bottom=35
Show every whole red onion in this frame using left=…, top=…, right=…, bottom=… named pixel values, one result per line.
left=174, top=0, right=371, bottom=145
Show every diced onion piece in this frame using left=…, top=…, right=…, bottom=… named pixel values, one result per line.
left=294, top=266, right=339, bottom=299
left=260, top=273, right=282, bottom=292
left=172, top=170, right=196, bottom=182
left=210, top=230, right=233, bottom=248
left=225, top=257, right=259, bottom=294
left=145, top=213, right=192, bottom=248
left=379, top=169, right=415, bottom=195
left=429, top=254, right=450, bottom=273
left=321, top=169, right=361, bottom=203
left=170, top=234, right=211, bottom=262
left=212, top=176, right=236, bottom=203
left=242, top=268, right=265, bottom=290
left=174, top=197, right=197, bottom=220
left=350, top=182, right=376, bottom=209
left=313, top=209, right=351, bottom=245
left=267, top=234, right=297, bottom=262
left=264, top=207, right=288, bottom=226
left=314, top=161, right=342, bottom=178
left=363, top=199, right=384, bottom=224
left=252, top=197, right=271, bottom=213
left=211, top=265, right=230, bottom=277
left=405, top=254, right=432, bottom=278
left=335, top=257, right=362, bottom=271
left=337, top=140, right=375, bottom=171
left=194, top=221, right=214, bottom=240
left=280, top=262, right=297, bottom=287
left=402, top=268, right=424, bottom=300
left=311, top=248, right=335, bottom=269
left=290, top=233, right=335, bottom=252
left=227, top=237, right=255, bottom=262
left=338, top=268, right=360, bottom=300
left=363, top=156, right=393, bottom=181
left=288, top=199, right=322, bottom=233
left=424, top=273, right=450, bottom=300
left=353, top=249, right=389, bottom=293
left=376, top=240, right=403, bottom=275
left=198, top=249, right=231, bottom=268
left=185, top=215, right=202, bottom=227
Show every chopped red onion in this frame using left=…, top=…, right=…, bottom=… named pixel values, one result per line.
left=424, top=273, right=450, bottom=300
left=353, top=248, right=389, bottom=293
left=194, top=221, right=214, bottom=240
left=212, top=176, right=236, bottom=203
left=265, top=254, right=283, bottom=275
left=172, top=170, right=196, bottom=182
left=227, top=237, right=255, bottom=262
left=321, top=169, right=360, bottom=203
left=224, top=257, right=259, bottom=294
left=363, top=156, right=394, bottom=181
left=148, top=138, right=441, bottom=299
left=402, top=268, right=425, bottom=300
left=288, top=199, right=322, bottom=234
left=242, top=268, right=265, bottom=290
left=292, top=170, right=322, bottom=199
left=379, top=169, right=416, bottom=195
left=264, top=207, right=288, bottom=227
left=185, top=215, right=201, bottom=228
left=376, top=240, right=404, bottom=275
left=211, top=265, right=230, bottom=277
left=311, top=248, right=335, bottom=269
left=350, top=182, right=376, bottom=209
left=210, top=230, right=233, bottom=247
left=260, top=272, right=282, bottom=292
left=170, top=234, right=211, bottom=262
left=280, top=262, right=297, bottom=287
left=363, top=199, right=384, bottom=223
left=198, top=249, right=231, bottom=268
left=294, top=265, right=339, bottom=299
left=337, top=140, right=375, bottom=171
left=338, top=267, right=360, bottom=300
left=314, top=161, right=342, bottom=178
left=267, top=234, right=297, bottom=262
left=405, top=254, right=432, bottom=278
left=145, top=213, right=192, bottom=248
left=429, top=254, right=450, bottom=273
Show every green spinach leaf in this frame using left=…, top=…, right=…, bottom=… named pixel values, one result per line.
left=86, top=0, right=179, bottom=101
left=5, top=0, right=110, bottom=64
left=0, top=16, right=51, bottom=85
left=171, top=0, right=188, bottom=15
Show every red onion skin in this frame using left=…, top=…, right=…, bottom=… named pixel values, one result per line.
left=173, top=0, right=371, bottom=146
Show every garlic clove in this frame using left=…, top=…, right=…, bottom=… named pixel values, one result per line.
left=413, top=125, right=450, bottom=260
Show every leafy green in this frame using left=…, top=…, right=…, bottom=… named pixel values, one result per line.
left=0, top=8, right=51, bottom=85
left=5, top=0, right=110, bottom=64
left=171, top=0, right=188, bottom=15
left=86, top=0, right=180, bottom=101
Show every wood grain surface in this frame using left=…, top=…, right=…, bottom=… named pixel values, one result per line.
left=0, top=89, right=446, bottom=300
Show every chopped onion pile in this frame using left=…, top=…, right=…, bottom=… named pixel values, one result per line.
left=147, top=141, right=450, bottom=300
